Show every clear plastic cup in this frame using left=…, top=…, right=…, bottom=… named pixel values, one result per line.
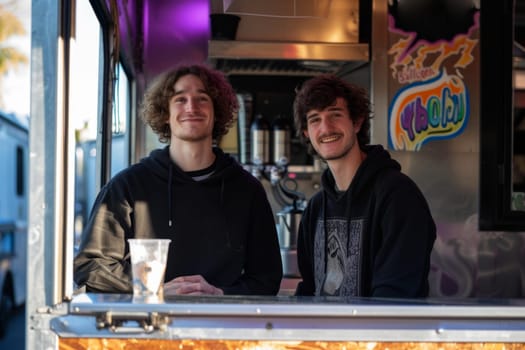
left=128, top=238, right=171, bottom=303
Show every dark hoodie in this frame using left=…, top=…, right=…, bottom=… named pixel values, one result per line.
left=74, top=146, right=283, bottom=295
left=295, top=145, right=436, bottom=298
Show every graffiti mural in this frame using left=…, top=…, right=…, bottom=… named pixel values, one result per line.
left=387, top=0, right=479, bottom=151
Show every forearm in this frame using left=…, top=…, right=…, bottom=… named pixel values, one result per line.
left=74, top=254, right=132, bottom=293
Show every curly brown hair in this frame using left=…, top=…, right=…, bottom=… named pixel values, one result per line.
left=140, top=64, right=239, bottom=144
left=293, top=74, right=372, bottom=156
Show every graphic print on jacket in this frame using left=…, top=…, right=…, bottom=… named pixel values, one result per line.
left=314, top=217, right=364, bottom=296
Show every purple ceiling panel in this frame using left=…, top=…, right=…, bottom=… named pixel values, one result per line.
left=143, top=0, right=211, bottom=84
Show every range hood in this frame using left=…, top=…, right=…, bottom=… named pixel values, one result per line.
left=209, top=41, right=369, bottom=61
left=208, top=0, right=369, bottom=75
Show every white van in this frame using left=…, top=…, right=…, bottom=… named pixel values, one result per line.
left=0, top=112, right=28, bottom=337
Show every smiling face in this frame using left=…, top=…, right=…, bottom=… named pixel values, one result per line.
left=167, top=74, right=215, bottom=143
left=304, top=97, right=362, bottom=162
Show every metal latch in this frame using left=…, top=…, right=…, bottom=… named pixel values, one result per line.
left=96, top=311, right=171, bottom=333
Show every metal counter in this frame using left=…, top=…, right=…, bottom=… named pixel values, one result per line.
left=49, top=293, right=525, bottom=344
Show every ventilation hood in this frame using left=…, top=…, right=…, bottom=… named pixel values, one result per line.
left=208, top=0, right=369, bottom=75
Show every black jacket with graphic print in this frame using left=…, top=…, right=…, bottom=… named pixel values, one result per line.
left=295, top=144, right=436, bottom=297
left=74, top=146, right=282, bottom=295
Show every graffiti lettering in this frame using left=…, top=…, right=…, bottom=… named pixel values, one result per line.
left=400, top=87, right=466, bottom=142
left=397, top=66, right=435, bottom=84
left=389, top=70, right=469, bottom=151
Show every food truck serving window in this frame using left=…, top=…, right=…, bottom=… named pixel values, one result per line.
left=25, top=0, right=525, bottom=349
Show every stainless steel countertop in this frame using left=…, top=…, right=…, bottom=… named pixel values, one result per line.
left=45, top=293, right=525, bottom=342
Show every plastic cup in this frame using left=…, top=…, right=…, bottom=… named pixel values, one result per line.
left=128, top=238, right=171, bottom=303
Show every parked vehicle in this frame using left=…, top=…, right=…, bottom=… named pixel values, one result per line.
left=0, top=111, right=28, bottom=337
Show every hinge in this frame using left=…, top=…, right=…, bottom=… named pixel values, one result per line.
left=95, top=311, right=170, bottom=333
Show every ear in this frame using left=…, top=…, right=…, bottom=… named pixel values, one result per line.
left=353, top=117, right=364, bottom=133
left=303, top=129, right=309, bottom=139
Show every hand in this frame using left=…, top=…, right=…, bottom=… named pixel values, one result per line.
left=163, top=274, right=224, bottom=296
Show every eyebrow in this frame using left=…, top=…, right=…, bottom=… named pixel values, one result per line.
left=306, top=106, right=345, bottom=119
left=173, top=88, right=208, bottom=96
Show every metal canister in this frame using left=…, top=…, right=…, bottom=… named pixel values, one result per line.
left=271, top=116, right=291, bottom=167
left=250, top=114, right=269, bottom=165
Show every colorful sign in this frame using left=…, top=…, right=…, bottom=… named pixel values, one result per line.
left=388, top=70, right=469, bottom=151
left=387, top=1, right=479, bottom=151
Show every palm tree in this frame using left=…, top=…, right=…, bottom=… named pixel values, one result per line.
left=0, top=3, right=28, bottom=109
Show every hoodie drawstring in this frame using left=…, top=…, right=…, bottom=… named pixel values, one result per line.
left=220, top=178, right=236, bottom=250
left=166, top=155, right=237, bottom=251
left=168, top=162, right=173, bottom=227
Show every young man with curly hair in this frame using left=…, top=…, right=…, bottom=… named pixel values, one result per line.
left=74, top=64, right=282, bottom=296
left=293, top=74, right=435, bottom=298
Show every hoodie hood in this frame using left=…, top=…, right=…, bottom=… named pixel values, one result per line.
left=142, top=145, right=241, bottom=184
left=321, top=144, right=402, bottom=200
